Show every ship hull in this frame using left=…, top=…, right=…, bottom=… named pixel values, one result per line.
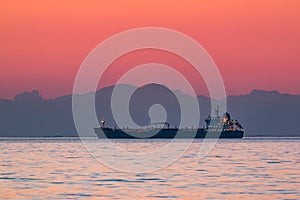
left=94, top=128, right=244, bottom=139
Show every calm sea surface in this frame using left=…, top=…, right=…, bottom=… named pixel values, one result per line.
left=0, top=137, right=299, bottom=199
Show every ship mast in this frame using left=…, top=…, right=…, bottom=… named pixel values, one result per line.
left=214, top=106, right=220, bottom=117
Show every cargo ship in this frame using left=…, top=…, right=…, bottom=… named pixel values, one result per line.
left=94, top=112, right=244, bottom=139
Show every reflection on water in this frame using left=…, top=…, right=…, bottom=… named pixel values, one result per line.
left=0, top=138, right=300, bottom=199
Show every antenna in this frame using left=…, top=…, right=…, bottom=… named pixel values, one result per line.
left=214, top=106, right=220, bottom=117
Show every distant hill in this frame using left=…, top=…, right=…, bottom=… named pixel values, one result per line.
left=0, top=85, right=299, bottom=137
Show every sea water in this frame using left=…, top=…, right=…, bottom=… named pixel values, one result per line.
left=0, top=137, right=299, bottom=199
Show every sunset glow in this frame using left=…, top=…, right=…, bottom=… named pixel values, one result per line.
left=1, top=1, right=300, bottom=98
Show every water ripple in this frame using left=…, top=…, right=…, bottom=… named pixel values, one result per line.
left=0, top=138, right=299, bottom=199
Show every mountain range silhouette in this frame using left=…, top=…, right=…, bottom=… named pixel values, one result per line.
left=0, top=84, right=299, bottom=137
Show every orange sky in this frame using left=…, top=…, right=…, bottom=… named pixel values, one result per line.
left=1, top=0, right=300, bottom=99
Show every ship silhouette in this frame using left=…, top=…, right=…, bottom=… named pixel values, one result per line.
left=94, top=111, right=244, bottom=139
